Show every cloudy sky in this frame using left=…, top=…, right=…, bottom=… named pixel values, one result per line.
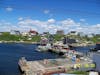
left=0, top=0, right=100, bottom=34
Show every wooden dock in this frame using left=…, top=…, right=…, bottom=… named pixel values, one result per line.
left=18, top=57, right=95, bottom=75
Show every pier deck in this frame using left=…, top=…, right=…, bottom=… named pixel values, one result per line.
left=18, top=57, right=95, bottom=75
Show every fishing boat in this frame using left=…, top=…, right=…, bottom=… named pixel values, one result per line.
left=37, top=43, right=52, bottom=52
left=0, top=41, right=2, bottom=43
left=90, top=43, right=100, bottom=52
left=49, top=41, right=69, bottom=55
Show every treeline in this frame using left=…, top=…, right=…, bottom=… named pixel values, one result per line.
left=0, top=32, right=99, bottom=43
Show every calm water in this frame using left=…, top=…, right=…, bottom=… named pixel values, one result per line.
left=0, top=43, right=58, bottom=75
left=0, top=43, right=99, bottom=75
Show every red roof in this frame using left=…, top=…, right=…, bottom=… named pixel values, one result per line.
left=29, top=30, right=38, bottom=34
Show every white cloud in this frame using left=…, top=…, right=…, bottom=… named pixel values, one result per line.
left=0, top=18, right=100, bottom=34
left=18, top=17, right=23, bottom=21
left=61, top=18, right=75, bottom=26
left=96, top=24, right=100, bottom=28
left=80, top=19, right=85, bottom=22
left=17, top=18, right=100, bottom=34
left=43, top=10, right=54, bottom=18
left=44, top=10, right=50, bottom=14
left=5, top=7, right=13, bottom=12
left=47, top=18, right=55, bottom=23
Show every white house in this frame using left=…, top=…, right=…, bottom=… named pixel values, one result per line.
left=87, top=34, right=93, bottom=38
left=0, top=32, right=3, bottom=35
left=56, top=30, right=64, bottom=35
left=68, top=31, right=78, bottom=35
left=21, top=32, right=29, bottom=36
left=78, top=32, right=85, bottom=37
left=10, top=30, right=21, bottom=35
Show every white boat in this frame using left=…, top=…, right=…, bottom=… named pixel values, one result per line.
left=97, top=50, right=100, bottom=53
left=37, top=43, right=52, bottom=52
left=0, top=41, right=2, bottom=43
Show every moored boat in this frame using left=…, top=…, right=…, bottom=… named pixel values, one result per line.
left=90, top=43, right=100, bottom=52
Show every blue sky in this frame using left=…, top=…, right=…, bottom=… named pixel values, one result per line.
left=0, top=0, right=100, bottom=34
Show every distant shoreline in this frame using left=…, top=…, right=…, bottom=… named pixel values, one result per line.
left=0, top=41, right=40, bottom=44
left=0, top=40, right=95, bottom=47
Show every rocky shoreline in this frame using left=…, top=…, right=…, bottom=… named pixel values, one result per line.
left=0, top=41, right=40, bottom=44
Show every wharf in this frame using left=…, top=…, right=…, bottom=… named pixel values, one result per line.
left=69, top=43, right=95, bottom=47
left=18, top=57, right=95, bottom=75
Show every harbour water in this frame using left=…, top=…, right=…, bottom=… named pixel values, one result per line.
left=0, top=43, right=58, bottom=75
left=0, top=43, right=99, bottom=75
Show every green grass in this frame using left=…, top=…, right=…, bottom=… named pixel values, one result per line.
left=53, top=34, right=65, bottom=41
left=0, top=32, right=41, bottom=42
left=91, top=36, right=100, bottom=43
left=0, top=33, right=21, bottom=41
left=69, top=71, right=89, bottom=75
left=31, top=35, right=41, bottom=42
left=0, top=32, right=99, bottom=44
